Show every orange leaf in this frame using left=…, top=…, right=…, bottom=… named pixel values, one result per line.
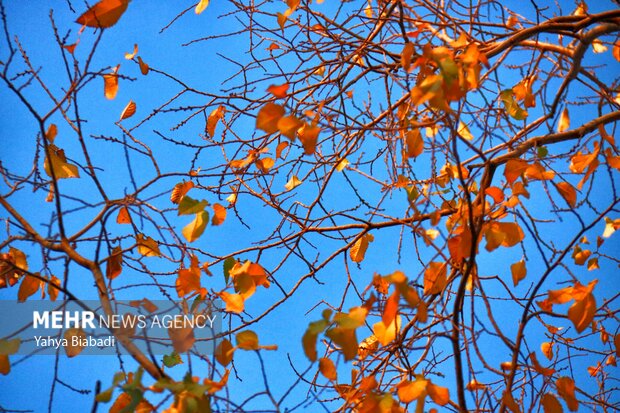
left=215, top=339, right=234, bottom=366
left=267, top=83, right=289, bottom=98
left=137, top=56, right=149, bottom=75
left=319, top=357, right=337, bottom=380
left=170, top=181, right=194, bottom=204
left=485, top=186, right=505, bottom=203
left=220, top=292, right=244, bottom=313
left=556, top=376, right=579, bottom=411
left=116, top=206, right=132, bottom=224
left=397, top=378, right=427, bottom=404
left=176, top=256, right=201, bottom=297
left=18, top=274, right=41, bottom=302
left=557, top=107, right=570, bottom=133
left=48, top=275, right=61, bottom=301
left=511, top=260, right=526, bottom=287
left=541, top=393, right=563, bottom=413
left=466, top=379, right=486, bottom=391
left=556, top=182, right=577, bottom=207
left=106, top=246, right=123, bottom=279
left=382, top=291, right=399, bottom=326
left=427, top=382, right=450, bottom=406
left=504, top=159, right=528, bottom=184
left=211, top=203, right=227, bottom=226
left=64, top=328, right=86, bottom=357
left=206, top=105, right=226, bottom=137
left=541, top=342, right=553, bottom=360
left=405, top=129, right=424, bottom=158
left=567, top=292, right=596, bottom=333
left=256, top=157, right=275, bottom=173
left=256, top=103, right=285, bottom=134
left=298, top=123, right=320, bottom=155
left=63, top=43, right=78, bottom=54
left=276, top=141, right=289, bottom=159
left=503, top=391, right=521, bottom=413
left=350, top=233, right=374, bottom=263
left=0, top=355, right=9, bottom=375
left=103, top=66, right=119, bottom=100
left=525, top=162, right=555, bottom=181
left=401, top=42, right=415, bottom=72
left=76, top=0, right=129, bottom=28
left=424, top=262, right=447, bottom=295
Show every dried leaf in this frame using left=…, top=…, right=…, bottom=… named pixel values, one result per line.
left=556, top=182, right=577, bottom=207
left=182, top=211, right=209, bottom=243
left=195, top=0, right=209, bottom=14
left=319, top=358, right=337, bottom=381
left=256, top=103, right=285, bottom=134
left=103, top=65, right=120, bottom=100
left=44, top=145, right=80, bottom=179
left=206, top=105, right=225, bottom=137
left=116, top=206, right=131, bottom=224
left=124, top=43, right=138, bottom=59
left=170, top=181, right=194, bottom=204
left=424, top=262, right=447, bottom=295
left=76, top=0, right=129, bottom=28
left=541, top=393, right=563, bottom=413
left=18, top=274, right=41, bottom=302
left=267, top=83, right=289, bottom=98
left=298, top=123, right=320, bottom=155
left=106, top=246, right=123, bottom=279
left=558, top=108, right=570, bottom=133
left=136, top=234, right=161, bottom=257
left=215, top=338, right=234, bottom=366
left=350, top=233, right=374, bottom=263
left=119, top=100, right=136, bottom=120
left=556, top=377, right=579, bottom=411
left=219, top=291, right=244, bottom=313
left=137, top=56, right=149, bottom=75
left=64, top=328, right=86, bottom=357
left=211, top=203, right=227, bottom=226
left=511, top=260, right=526, bottom=287
left=284, top=175, right=302, bottom=191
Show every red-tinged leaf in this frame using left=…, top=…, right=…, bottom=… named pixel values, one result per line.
left=18, top=274, right=40, bottom=302
left=530, top=351, right=555, bottom=376
left=511, top=260, right=526, bottom=287
left=424, top=262, right=447, bottom=295
left=567, top=293, right=596, bottom=333
left=466, top=379, right=486, bottom=391
left=63, top=43, right=77, bottom=54
left=76, top=0, right=129, bottom=28
left=106, top=246, right=123, bottom=279
left=401, top=43, right=415, bottom=72
left=170, top=181, right=194, bottom=204
left=541, top=393, right=563, bottom=413
left=615, top=334, right=620, bottom=357
left=0, top=354, right=9, bottom=375
left=319, top=357, right=337, bottom=381
left=382, top=291, right=399, bottom=326
left=211, top=203, right=227, bottom=226
left=215, top=339, right=234, bottom=366
left=267, top=83, right=289, bottom=98
left=116, top=206, right=131, bottom=224
left=298, top=123, right=320, bottom=155
left=485, top=186, right=505, bottom=203
left=556, top=377, right=579, bottom=411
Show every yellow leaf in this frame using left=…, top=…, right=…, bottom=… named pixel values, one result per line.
left=541, top=393, right=563, bottom=413
left=424, top=262, right=447, bottom=295
left=195, top=0, right=209, bottom=14
left=103, top=66, right=119, bottom=100
left=319, top=358, right=337, bottom=380
left=558, top=108, right=570, bottom=133
left=335, top=158, right=349, bottom=172
left=255, top=157, right=275, bottom=173
left=457, top=122, right=473, bottom=140
left=525, top=162, right=555, bottom=180
left=556, top=182, right=577, bottom=207
left=119, top=100, right=136, bottom=120
left=18, top=274, right=41, bottom=302
left=372, top=315, right=401, bottom=346
left=350, top=233, right=374, bottom=263
left=64, top=328, right=86, bottom=357
left=136, top=234, right=161, bottom=257
left=44, top=145, right=80, bottom=179
left=284, top=175, right=302, bottom=191
left=170, top=181, right=194, bottom=204
left=592, top=39, right=608, bottom=54
left=124, top=43, right=138, bottom=59
left=219, top=292, right=244, bottom=313
left=405, top=128, right=424, bottom=158
left=298, top=123, right=320, bottom=155
left=556, top=377, right=579, bottom=411
left=511, top=260, right=526, bottom=287
left=182, top=210, right=209, bottom=243
left=364, top=0, right=373, bottom=18
left=236, top=330, right=259, bottom=350
left=211, top=203, right=227, bottom=226
left=256, top=103, right=285, bottom=134
left=541, top=342, right=553, bottom=360
left=206, top=105, right=225, bottom=137
left=76, top=0, right=129, bottom=28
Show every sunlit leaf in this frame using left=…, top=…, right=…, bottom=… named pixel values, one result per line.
left=397, top=378, right=427, bottom=404
left=170, top=181, right=194, bottom=204
left=124, top=43, right=138, bottom=59
left=178, top=196, right=208, bottom=215
left=284, top=175, right=302, bottom=191
left=76, top=0, right=129, bottom=28
left=500, top=89, right=528, bottom=120
left=106, top=246, right=123, bottom=279
left=319, top=357, right=337, bottom=380
left=136, top=234, right=161, bottom=257
left=137, top=56, right=149, bottom=75
left=236, top=330, right=260, bottom=350
left=195, top=0, right=209, bottom=14
left=427, top=381, right=450, bottom=406
left=541, top=342, right=553, bottom=360
left=45, top=123, right=57, bottom=142
left=103, top=65, right=120, bottom=100
left=219, top=291, right=244, bottom=313
left=298, top=123, right=320, bottom=155
left=335, top=158, right=349, bottom=171
left=556, top=377, right=579, bottom=411
left=556, top=182, right=577, bottom=207
left=372, top=315, right=401, bottom=346
left=215, top=338, right=234, bottom=366
left=466, top=379, right=486, bottom=391
left=485, top=186, right=505, bottom=203
left=424, top=262, right=447, bottom=295
left=267, top=83, right=289, bottom=98
left=504, top=159, right=528, bottom=184
left=592, top=39, right=607, bottom=53
left=18, top=274, right=41, bottom=302
left=350, top=233, right=374, bottom=263
left=48, top=275, right=61, bottom=301
left=176, top=255, right=201, bottom=297
left=276, top=141, right=289, bottom=159
left=503, top=391, right=521, bottom=413
left=116, top=206, right=132, bottom=224
left=511, top=260, right=526, bottom=287
left=211, top=203, right=227, bottom=226
left=44, top=145, right=80, bottom=179
left=541, top=393, right=563, bottom=413
left=256, top=103, right=285, bottom=134
left=206, top=105, right=225, bottom=137
left=567, top=292, right=596, bottom=333
left=405, top=128, right=423, bottom=158
left=457, top=122, right=474, bottom=140
left=182, top=211, right=209, bottom=243
left=557, top=108, right=570, bottom=133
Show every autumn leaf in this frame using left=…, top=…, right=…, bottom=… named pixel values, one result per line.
left=336, top=158, right=349, bottom=171
left=215, top=339, right=234, bottom=366
left=372, top=315, right=401, bottom=346
left=503, top=391, right=522, bottom=413
left=170, top=181, right=194, bottom=204
left=45, top=123, right=57, bottom=142
left=504, top=159, right=528, bottom=184
left=18, top=274, right=41, bottom=302
left=206, top=105, right=225, bottom=137
left=176, top=255, right=201, bottom=297
left=118, top=100, right=136, bottom=121
left=541, top=393, right=563, bottom=413
left=319, top=357, right=337, bottom=380
left=277, top=115, right=303, bottom=140
left=398, top=378, right=427, bottom=403
left=405, top=129, right=423, bottom=158
left=136, top=234, right=161, bottom=257
left=284, top=175, right=302, bottom=191
left=256, top=157, right=275, bottom=173
left=178, top=196, right=208, bottom=215
left=457, top=121, right=474, bottom=140
left=401, top=42, right=415, bottom=72
left=236, top=330, right=259, bottom=350
left=511, top=260, right=526, bottom=287
left=567, top=292, right=596, bottom=333
left=541, top=342, right=553, bottom=360
left=103, top=65, right=120, bottom=100
left=211, top=203, right=227, bottom=226
left=556, top=376, right=579, bottom=411
left=298, top=123, right=320, bottom=155
left=137, top=56, right=149, bottom=75
left=48, top=275, right=61, bottom=301
left=116, top=206, right=131, bottom=224
left=182, top=210, right=209, bottom=242
left=256, top=103, right=285, bottom=134
left=466, top=379, right=486, bottom=391
left=427, top=381, right=450, bottom=405
left=44, top=145, right=80, bottom=179
left=485, top=186, right=505, bottom=203
left=76, top=0, right=129, bottom=28
left=350, top=233, right=374, bottom=263
left=557, top=107, right=570, bottom=133
left=556, top=182, right=577, bottom=207
left=500, top=89, right=528, bottom=120
left=424, top=262, right=447, bottom=295
left=276, top=141, right=289, bottom=159
left=124, top=43, right=138, bottom=59
left=195, top=0, right=209, bottom=14
left=219, top=291, right=244, bottom=313
left=302, top=316, right=329, bottom=361
left=64, top=328, right=86, bottom=357
left=106, top=246, right=123, bottom=279
left=267, top=83, right=289, bottom=98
